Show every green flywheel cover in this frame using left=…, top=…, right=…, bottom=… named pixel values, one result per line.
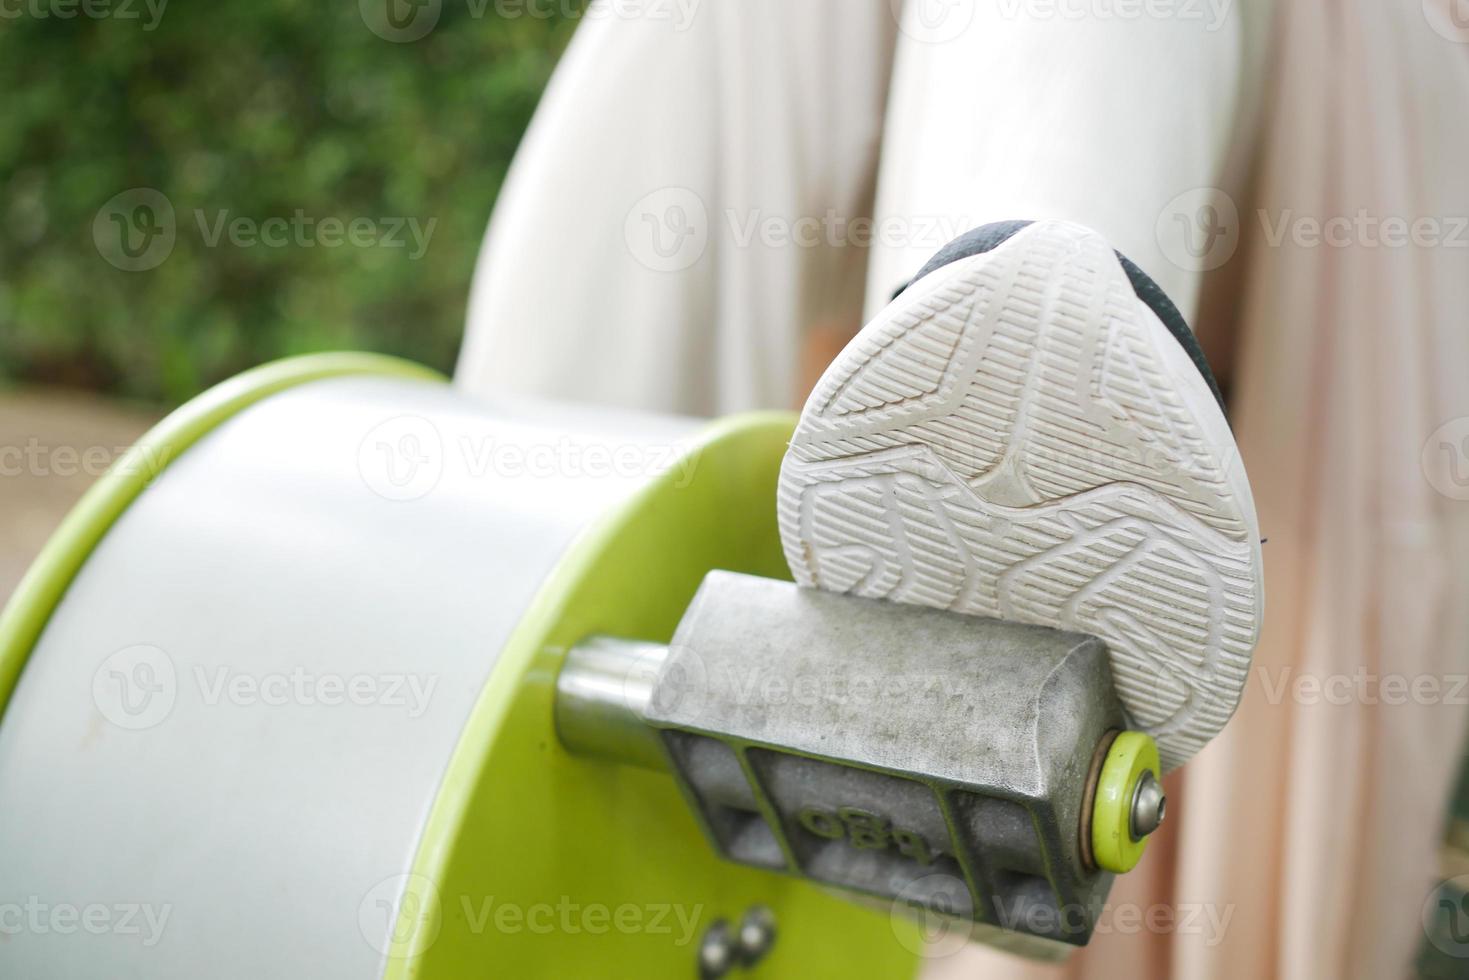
left=0, top=357, right=925, bottom=977
left=0, top=351, right=444, bottom=722
left=370, top=413, right=927, bottom=977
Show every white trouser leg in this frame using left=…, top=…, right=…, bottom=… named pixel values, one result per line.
left=456, top=1, right=897, bottom=416
left=867, top=0, right=1269, bottom=323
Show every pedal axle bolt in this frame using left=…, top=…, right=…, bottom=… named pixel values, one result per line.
left=1130, top=770, right=1167, bottom=841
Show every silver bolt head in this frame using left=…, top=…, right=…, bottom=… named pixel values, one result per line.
left=736, top=905, right=777, bottom=966
left=699, top=920, right=736, bottom=980
left=1130, top=770, right=1167, bottom=841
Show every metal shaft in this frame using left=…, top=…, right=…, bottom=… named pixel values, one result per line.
left=554, top=636, right=670, bottom=773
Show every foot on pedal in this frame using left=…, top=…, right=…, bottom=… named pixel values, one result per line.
left=777, top=219, right=1263, bottom=771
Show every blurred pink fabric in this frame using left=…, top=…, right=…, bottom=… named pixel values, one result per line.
left=459, top=2, right=1469, bottom=976
left=931, top=3, right=1469, bottom=978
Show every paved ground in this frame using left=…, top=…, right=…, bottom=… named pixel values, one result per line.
left=0, top=389, right=159, bottom=604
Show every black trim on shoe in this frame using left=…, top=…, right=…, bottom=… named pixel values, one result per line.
left=895, top=220, right=1227, bottom=413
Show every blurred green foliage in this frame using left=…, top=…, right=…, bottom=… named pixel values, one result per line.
left=0, top=0, right=578, bottom=404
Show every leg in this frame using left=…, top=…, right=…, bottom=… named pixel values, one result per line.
left=455, top=1, right=898, bottom=416
left=867, top=0, right=1272, bottom=322
left=786, top=0, right=1272, bottom=766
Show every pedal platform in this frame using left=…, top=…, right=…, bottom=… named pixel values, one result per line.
left=557, top=571, right=1168, bottom=949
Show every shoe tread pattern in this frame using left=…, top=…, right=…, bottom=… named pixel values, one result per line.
left=778, top=220, right=1261, bottom=770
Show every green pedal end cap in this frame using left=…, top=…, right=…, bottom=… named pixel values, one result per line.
left=1091, top=731, right=1165, bottom=874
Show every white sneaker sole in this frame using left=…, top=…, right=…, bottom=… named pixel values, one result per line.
left=778, top=220, right=1263, bottom=771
